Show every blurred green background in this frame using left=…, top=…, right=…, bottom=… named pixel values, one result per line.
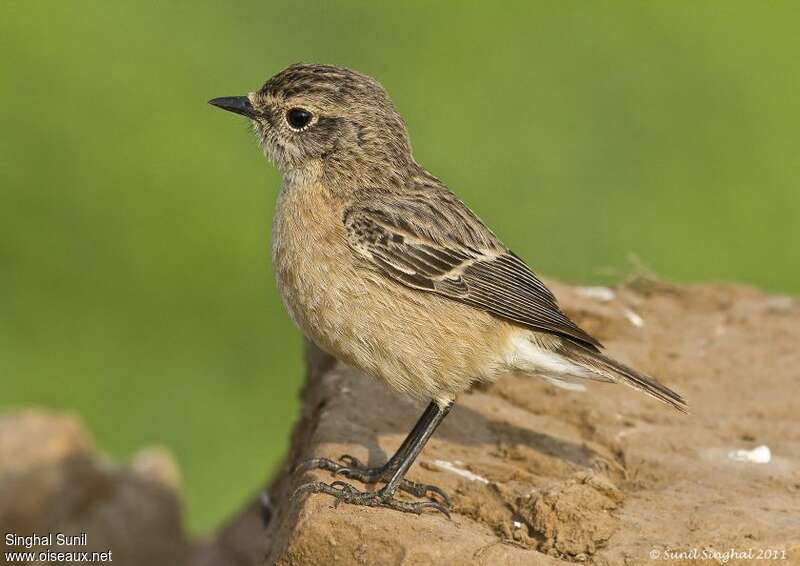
left=2, top=2, right=798, bottom=533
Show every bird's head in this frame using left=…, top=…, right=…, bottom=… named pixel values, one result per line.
left=210, top=64, right=414, bottom=185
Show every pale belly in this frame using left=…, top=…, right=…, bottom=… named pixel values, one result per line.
left=275, top=246, right=512, bottom=401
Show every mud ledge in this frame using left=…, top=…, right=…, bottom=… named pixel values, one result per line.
left=261, top=278, right=800, bottom=565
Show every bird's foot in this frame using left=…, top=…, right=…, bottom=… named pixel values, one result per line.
left=298, top=454, right=450, bottom=505
left=299, top=454, right=388, bottom=482
left=294, top=480, right=450, bottom=517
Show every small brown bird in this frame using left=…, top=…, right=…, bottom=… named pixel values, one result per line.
left=209, top=64, right=686, bottom=516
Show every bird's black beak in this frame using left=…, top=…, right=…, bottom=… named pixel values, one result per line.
left=208, top=96, right=256, bottom=119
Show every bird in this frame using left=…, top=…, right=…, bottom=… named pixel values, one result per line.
left=209, top=63, right=687, bottom=517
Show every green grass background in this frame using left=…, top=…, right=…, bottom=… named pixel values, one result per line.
left=2, top=2, right=798, bottom=533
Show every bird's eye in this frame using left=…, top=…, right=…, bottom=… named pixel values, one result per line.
left=286, top=108, right=313, bottom=130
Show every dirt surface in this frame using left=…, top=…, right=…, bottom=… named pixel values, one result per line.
left=262, top=279, right=800, bottom=565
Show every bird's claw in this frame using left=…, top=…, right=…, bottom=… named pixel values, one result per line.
left=297, top=454, right=450, bottom=506
left=294, top=480, right=450, bottom=518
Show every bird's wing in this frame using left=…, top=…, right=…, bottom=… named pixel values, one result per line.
left=343, top=190, right=601, bottom=350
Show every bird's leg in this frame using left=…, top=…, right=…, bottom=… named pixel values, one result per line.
left=323, top=402, right=440, bottom=480
left=295, top=400, right=453, bottom=516
left=298, top=401, right=449, bottom=502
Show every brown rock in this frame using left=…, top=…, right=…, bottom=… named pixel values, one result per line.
left=0, top=411, right=190, bottom=566
left=261, top=280, right=800, bottom=565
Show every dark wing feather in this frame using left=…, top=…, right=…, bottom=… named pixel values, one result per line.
left=343, top=193, right=601, bottom=351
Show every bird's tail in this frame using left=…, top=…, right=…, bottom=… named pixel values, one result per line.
left=559, top=342, right=688, bottom=413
